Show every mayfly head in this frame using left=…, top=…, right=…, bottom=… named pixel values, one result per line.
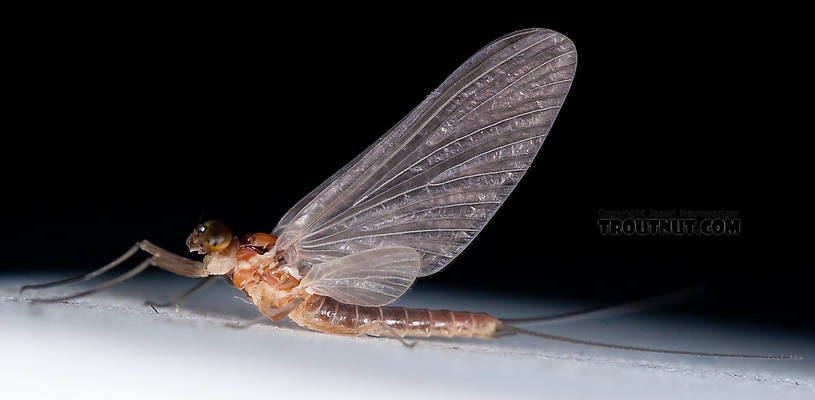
left=187, top=219, right=233, bottom=254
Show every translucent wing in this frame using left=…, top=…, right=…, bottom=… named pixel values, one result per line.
left=299, top=247, right=421, bottom=306
left=275, top=28, right=576, bottom=278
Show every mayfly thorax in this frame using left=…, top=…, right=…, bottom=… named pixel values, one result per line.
left=20, top=28, right=800, bottom=359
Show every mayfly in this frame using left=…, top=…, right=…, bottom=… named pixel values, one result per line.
left=21, top=29, right=798, bottom=359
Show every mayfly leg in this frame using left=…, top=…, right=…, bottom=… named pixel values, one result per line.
left=21, top=240, right=210, bottom=303
left=19, top=244, right=141, bottom=294
left=366, top=323, right=417, bottom=348
left=144, top=275, right=218, bottom=308
left=226, top=316, right=269, bottom=329
left=138, top=240, right=209, bottom=277
left=29, top=258, right=153, bottom=303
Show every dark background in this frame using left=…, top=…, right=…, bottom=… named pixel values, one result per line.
left=4, top=8, right=809, bottom=331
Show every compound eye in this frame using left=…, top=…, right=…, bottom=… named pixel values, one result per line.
left=201, top=220, right=232, bottom=252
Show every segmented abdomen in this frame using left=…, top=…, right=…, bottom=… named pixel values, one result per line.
left=288, top=295, right=499, bottom=338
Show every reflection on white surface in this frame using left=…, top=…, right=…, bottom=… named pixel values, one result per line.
left=1, top=273, right=813, bottom=400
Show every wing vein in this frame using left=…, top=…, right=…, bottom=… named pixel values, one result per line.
left=304, top=108, right=557, bottom=241
left=353, top=46, right=568, bottom=207
left=283, top=31, right=553, bottom=247
left=453, top=51, right=575, bottom=124
left=301, top=200, right=502, bottom=244
left=273, top=29, right=576, bottom=279
left=299, top=228, right=480, bottom=249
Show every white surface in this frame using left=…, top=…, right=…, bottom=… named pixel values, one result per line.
left=1, top=272, right=813, bottom=400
